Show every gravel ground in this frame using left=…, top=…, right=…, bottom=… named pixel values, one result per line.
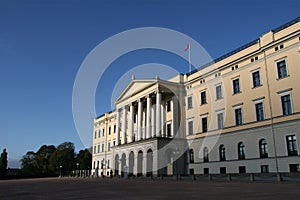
left=0, top=177, right=300, bottom=200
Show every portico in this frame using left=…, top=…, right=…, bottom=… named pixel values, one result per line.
left=112, top=76, right=186, bottom=176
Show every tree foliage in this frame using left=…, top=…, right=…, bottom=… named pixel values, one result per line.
left=0, top=148, right=8, bottom=178
left=20, top=142, right=92, bottom=177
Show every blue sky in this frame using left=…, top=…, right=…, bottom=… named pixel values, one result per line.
left=0, top=0, right=299, bottom=167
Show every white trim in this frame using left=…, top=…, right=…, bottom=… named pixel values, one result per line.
left=233, top=104, right=243, bottom=109
left=216, top=108, right=225, bottom=114
left=201, top=114, right=208, bottom=118
left=278, top=89, right=292, bottom=96
left=253, top=98, right=264, bottom=104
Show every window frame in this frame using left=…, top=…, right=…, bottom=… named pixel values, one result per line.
left=187, top=119, right=194, bottom=136
left=252, top=69, right=261, bottom=88
left=255, top=101, right=265, bottom=121
left=203, top=147, right=209, bottom=162
left=201, top=116, right=208, bottom=133
left=216, top=110, right=224, bottom=130
left=279, top=92, right=293, bottom=116
left=219, top=144, right=226, bottom=161
left=200, top=90, right=207, bottom=105
left=238, top=142, right=245, bottom=160
left=189, top=149, right=194, bottom=164
left=276, top=58, right=289, bottom=79
left=259, top=139, right=268, bottom=158
left=216, top=84, right=223, bottom=100
left=187, top=95, right=193, bottom=109
left=234, top=107, right=243, bottom=126
left=286, top=135, right=298, bottom=156
left=232, top=77, right=241, bottom=94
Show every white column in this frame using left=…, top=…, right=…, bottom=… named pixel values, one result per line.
left=129, top=104, right=134, bottom=143
left=137, top=100, right=143, bottom=141
left=172, top=96, right=178, bottom=137
left=143, top=109, right=146, bottom=139
left=151, top=103, right=155, bottom=138
left=116, top=109, right=120, bottom=146
left=122, top=106, right=127, bottom=144
left=161, top=100, right=165, bottom=137
left=146, top=96, right=151, bottom=139
left=156, top=92, right=161, bottom=137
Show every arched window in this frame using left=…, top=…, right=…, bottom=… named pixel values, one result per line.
left=219, top=144, right=226, bottom=161
left=189, top=149, right=194, bottom=163
left=203, top=147, right=209, bottom=162
left=238, top=142, right=245, bottom=160
left=259, top=139, right=268, bottom=158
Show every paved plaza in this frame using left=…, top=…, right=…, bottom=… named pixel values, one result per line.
left=1, top=177, right=300, bottom=199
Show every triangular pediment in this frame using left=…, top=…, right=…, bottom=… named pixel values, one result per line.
left=115, top=79, right=158, bottom=103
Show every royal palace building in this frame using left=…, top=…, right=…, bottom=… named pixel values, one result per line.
left=92, top=17, right=300, bottom=177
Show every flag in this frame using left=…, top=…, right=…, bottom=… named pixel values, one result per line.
left=185, top=43, right=190, bottom=51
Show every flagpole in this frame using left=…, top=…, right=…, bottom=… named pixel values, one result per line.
left=188, top=44, right=191, bottom=73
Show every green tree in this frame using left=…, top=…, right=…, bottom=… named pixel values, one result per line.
left=20, top=151, right=37, bottom=177
left=34, top=145, right=56, bottom=176
left=0, top=148, right=8, bottom=178
left=49, top=142, right=76, bottom=175
left=76, top=149, right=92, bottom=170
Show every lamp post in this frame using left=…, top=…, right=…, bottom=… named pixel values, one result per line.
left=76, top=163, right=79, bottom=177
left=59, top=165, right=62, bottom=178
left=173, top=148, right=180, bottom=180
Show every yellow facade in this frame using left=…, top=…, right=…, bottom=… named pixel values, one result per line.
left=93, top=17, right=300, bottom=176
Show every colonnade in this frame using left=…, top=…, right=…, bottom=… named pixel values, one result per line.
left=115, top=91, right=178, bottom=145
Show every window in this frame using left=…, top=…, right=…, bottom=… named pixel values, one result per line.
left=107, top=160, right=110, bottom=169
left=187, top=96, right=193, bottom=109
left=232, top=78, right=240, bottom=94
left=97, top=161, right=99, bottom=168
left=203, top=147, right=209, bottom=162
left=203, top=168, right=209, bottom=174
left=238, top=142, right=245, bottom=160
left=166, top=100, right=171, bottom=112
left=217, top=112, right=224, bottom=129
left=93, top=146, right=96, bottom=154
left=234, top=107, right=243, bottom=126
left=216, top=85, right=222, bottom=100
left=219, top=145, right=226, bottom=161
left=259, top=139, right=268, bottom=158
left=252, top=71, right=261, bottom=88
left=97, top=145, right=100, bottom=153
left=286, top=135, right=298, bottom=156
left=108, top=142, right=111, bottom=151
left=93, top=161, right=95, bottom=169
left=114, top=125, right=116, bottom=133
left=167, top=123, right=172, bottom=137
left=113, top=141, right=116, bottom=146
left=200, top=91, right=207, bottom=105
left=109, top=127, right=111, bottom=135
left=220, top=167, right=226, bottom=174
left=202, top=117, right=208, bottom=133
left=239, top=166, right=246, bottom=173
left=277, top=60, right=288, bottom=79
left=102, top=144, right=104, bottom=152
left=94, top=131, right=97, bottom=139
left=98, top=130, right=101, bottom=138
left=255, top=102, right=265, bottom=121
left=261, top=165, right=269, bottom=173
left=235, top=108, right=243, bottom=126
left=102, top=129, right=105, bottom=136
left=189, top=149, right=194, bottom=163
left=188, top=120, right=193, bottom=135
left=289, top=164, right=299, bottom=173
left=281, top=94, right=292, bottom=115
